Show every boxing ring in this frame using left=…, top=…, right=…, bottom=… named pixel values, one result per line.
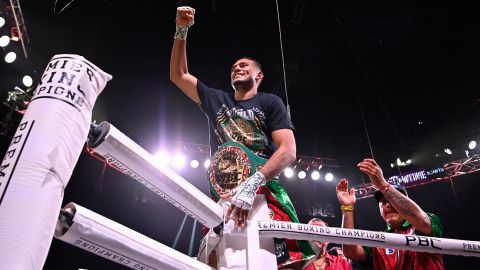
left=55, top=121, right=480, bottom=270
left=1, top=55, right=480, bottom=270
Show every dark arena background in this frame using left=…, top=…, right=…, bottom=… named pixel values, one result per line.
left=1, top=0, right=479, bottom=269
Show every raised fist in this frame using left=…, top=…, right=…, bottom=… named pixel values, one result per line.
left=176, top=6, right=195, bottom=27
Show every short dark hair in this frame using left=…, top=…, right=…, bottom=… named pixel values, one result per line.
left=237, top=56, right=263, bottom=73
left=374, top=184, right=408, bottom=203
left=328, top=246, right=342, bottom=256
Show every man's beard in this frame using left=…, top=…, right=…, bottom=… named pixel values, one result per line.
left=232, top=78, right=254, bottom=91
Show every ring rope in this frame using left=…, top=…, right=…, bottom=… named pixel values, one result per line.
left=257, top=220, right=480, bottom=258
left=87, top=121, right=223, bottom=229
left=55, top=202, right=213, bottom=270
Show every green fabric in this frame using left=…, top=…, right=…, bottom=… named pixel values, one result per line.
left=362, top=246, right=374, bottom=268
left=385, top=213, right=443, bottom=237
left=266, top=180, right=299, bottom=222
left=266, top=179, right=315, bottom=259
left=427, top=213, right=443, bottom=237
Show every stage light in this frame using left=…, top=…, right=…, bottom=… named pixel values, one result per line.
left=325, top=172, right=333, bottom=182
left=297, top=171, right=306, bottom=179
left=154, top=151, right=170, bottom=167
left=190, top=159, right=199, bottom=168
left=203, top=159, right=210, bottom=169
left=0, top=17, right=5, bottom=28
left=284, top=168, right=294, bottom=178
left=444, top=148, right=452, bottom=155
left=23, top=75, right=33, bottom=87
left=405, top=159, right=411, bottom=164
left=395, top=157, right=408, bottom=167
left=469, top=140, right=477, bottom=150
left=172, top=154, right=186, bottom=169
left=5, top=51, right=16, bottom=63
left=0, top=35, right=9, bottom=47
left=311, top=171, right=320, bottom=181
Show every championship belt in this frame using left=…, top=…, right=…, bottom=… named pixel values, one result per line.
left=208, top=141, right=266, bottom=199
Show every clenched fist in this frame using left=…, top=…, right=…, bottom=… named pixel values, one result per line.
left=176, top=6, right=195, bottom=27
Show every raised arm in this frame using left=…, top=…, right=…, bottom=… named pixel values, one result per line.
left=358, top=158, right=433, bottom=235
left=169, top=6, right=200, bottom=104
left=336, top=179, right=367, bottom=261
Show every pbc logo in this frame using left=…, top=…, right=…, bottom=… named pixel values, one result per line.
left=385, top=248, right=395, bottom=255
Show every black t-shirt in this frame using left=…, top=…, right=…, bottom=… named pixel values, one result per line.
left=197, top=80, right=294, bottom=159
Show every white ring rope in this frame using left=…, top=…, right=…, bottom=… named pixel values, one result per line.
left=88, top=121, right=223, bottom=229
left=55, top=202, right=213, bottom=270
left=257, top=220, right=480, bottom=258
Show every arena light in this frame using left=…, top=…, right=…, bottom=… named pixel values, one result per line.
left=396, top=158, right=402, bottom=166
left=203, top=159, right=210, bottom=169
left=0, top=35, right=10, bottom=47
left=311, top=170, right=320, bottom=181
left=190, top=159, right=199, bottom=168
left=5, top=51, right=16, bottom=63
left=154, top=151, right=170, bottom=167
left=284, top=167, right=294, bottom=178
left=469, top=140, right=477, bottom=150
left=172, top=153, right=186, bottom=169
left=297, top=171, right=306, bottom=179
left=23, top=75, right=33, bottom=87
left=325, top=172, right=333, bottom=182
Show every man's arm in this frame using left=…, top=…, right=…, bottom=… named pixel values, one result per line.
left=381, top=187, right=432, bottom=235
left=336, top=179, right=367, bottom=261
left=169, top=6, right=200, bottom=104
left=358, top=159, right=433, bottom=235
left=341, top=209, right=367, bottom=261
left=258, top=128, right=296, bottom=180
left=226, top=128, right=295, bottom=228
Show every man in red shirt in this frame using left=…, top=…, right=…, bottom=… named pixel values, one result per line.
left=303, top=218, right=352, bottom=270
left=336, top=158, right=444, bottom=270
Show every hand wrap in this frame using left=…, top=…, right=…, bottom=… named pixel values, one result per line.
left=174, top=6, right=195, bottom=40
left=231, top=171, right=266, bottom=210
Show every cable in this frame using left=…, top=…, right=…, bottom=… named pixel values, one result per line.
left=274, top=0, right=291, bottom=121
left=357, top=97, right=376, bottom=159
left=54, top=0, right=76, bottom=15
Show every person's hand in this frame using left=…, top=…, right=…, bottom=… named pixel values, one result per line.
left=225, top=171, right=265, bottom=228
left=336, top=178, right=356, bottom=206
left=223, top=186, right=248, bottom=229
left=176, top=6, right=195, bottom=27
left=225, top=204, right=250, bottom=229
left=357, top=158, right=388, bottom=189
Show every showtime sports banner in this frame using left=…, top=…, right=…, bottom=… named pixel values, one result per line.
left=387, top=167, right=446, bottom=187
